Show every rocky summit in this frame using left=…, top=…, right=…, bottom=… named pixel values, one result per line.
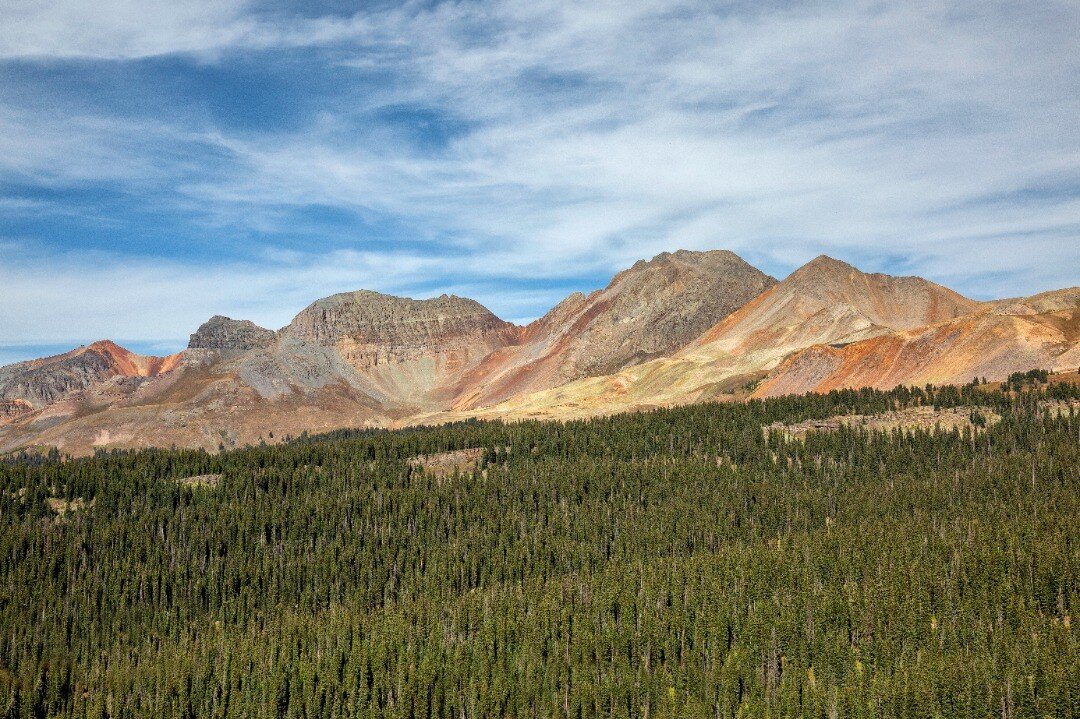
left=282, top=290, right=516, bottom=350
left=188, top=316, right=276, bottom=352
left=1, top=249, right=1076, bottom=455
left=450, top=249, right=776, bottom=409
left=423, top=256, right=1076, bottom=424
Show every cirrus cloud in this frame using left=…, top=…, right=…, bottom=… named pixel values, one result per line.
left=0, top=0, right=1076, bottom=361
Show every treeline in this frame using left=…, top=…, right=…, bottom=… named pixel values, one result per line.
left=0, top=382, right=1077, bottom=718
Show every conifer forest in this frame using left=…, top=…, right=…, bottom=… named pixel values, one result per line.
left=1, top=380, right=1077, bottom=719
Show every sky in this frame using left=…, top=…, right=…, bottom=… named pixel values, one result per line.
left=0, top=0, right=1078, bottom=365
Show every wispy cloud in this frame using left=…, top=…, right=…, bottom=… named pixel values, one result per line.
left=0, top=0, right=1076, bottom=352
left=0, top=241, right=468, bottom=341
left=0, top=0, right=384, bottom=60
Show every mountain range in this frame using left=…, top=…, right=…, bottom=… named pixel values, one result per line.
left=2, top=250, right=1077, bottom=455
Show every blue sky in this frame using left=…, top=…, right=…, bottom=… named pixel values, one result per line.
left=0, top=0, right=1078, bottom=364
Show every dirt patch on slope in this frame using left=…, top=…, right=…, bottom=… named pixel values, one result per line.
left=407, top=448, right=486, bottom=478
left=767, top=405, right=1001, bottom=439
left=46, top=496, right=92, bottom=517
left=175, top=474, right=222, bottom=489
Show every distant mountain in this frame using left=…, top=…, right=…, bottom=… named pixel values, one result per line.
left=188, top=316, right=276, bottom=352
left=0, top=340, right=181, bottom=411
left=754, top=287, right=1080, bottom=397
left=449, top=249, right=775, bottom=409
left=434, top=255, right=1067, bottom=423
left=1, top=250, right=1076, bottom=455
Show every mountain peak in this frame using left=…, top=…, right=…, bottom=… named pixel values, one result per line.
left=792, top=254, right=859, bottom=278
left=283, top=289, right=513, bottom=347
left=86, top=339, right=125, bottom=354
left=304, top=289, right=490, bottom=315
left=85, top=340, right=183, bottom=378
left=628, top=247, right=743, bottom=269
left=0, top=338, right=181, bottom=413
left=785, top=255, right=973, bottom=303
left=188, top=316, right=275, bottom=351
left=453, top=248, right=778, bottom=409
left=615, top=249, right=768, bottom=288
left=690, top=253, right=980, bottom=354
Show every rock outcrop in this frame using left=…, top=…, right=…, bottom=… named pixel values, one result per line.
left=0, top=399, right=33, bottom=422
left=188, top=316, right=275, bottom=352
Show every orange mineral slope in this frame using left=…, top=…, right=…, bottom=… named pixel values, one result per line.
left=431, top=255, right=982, bottom=422
left=0, top=340, right=184, bottom=414
left=753, top=287, right=1080, bottom=397
left=85, top=340, right=185, bottom=377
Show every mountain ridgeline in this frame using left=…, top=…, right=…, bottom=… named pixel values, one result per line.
left=1, top=250, right=1078, bottom=455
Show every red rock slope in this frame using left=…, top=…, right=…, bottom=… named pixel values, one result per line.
left=754, top=287, right=1080, bottom=397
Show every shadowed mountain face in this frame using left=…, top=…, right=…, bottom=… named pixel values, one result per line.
left=1, top=250, right=1076, bottom=455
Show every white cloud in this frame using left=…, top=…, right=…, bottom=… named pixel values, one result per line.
left=0, top=0, right=1077, bottom=346
left=0, top=242, right=469, bottom=343
left=210, top=1, right=1078, bottom=277
left=0, top=0, right=386, bottom=60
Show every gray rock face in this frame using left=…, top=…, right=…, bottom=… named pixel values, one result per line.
left=0, top=399, right=33, bottom=420
left=280, top=291, right=518, bottom=368
left=188, top=316, right=276, bottom=351
left=0, top=349, right=118, bottom=408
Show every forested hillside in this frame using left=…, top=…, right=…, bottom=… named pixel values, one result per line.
left=1, top=380, right=1077, bottom=718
